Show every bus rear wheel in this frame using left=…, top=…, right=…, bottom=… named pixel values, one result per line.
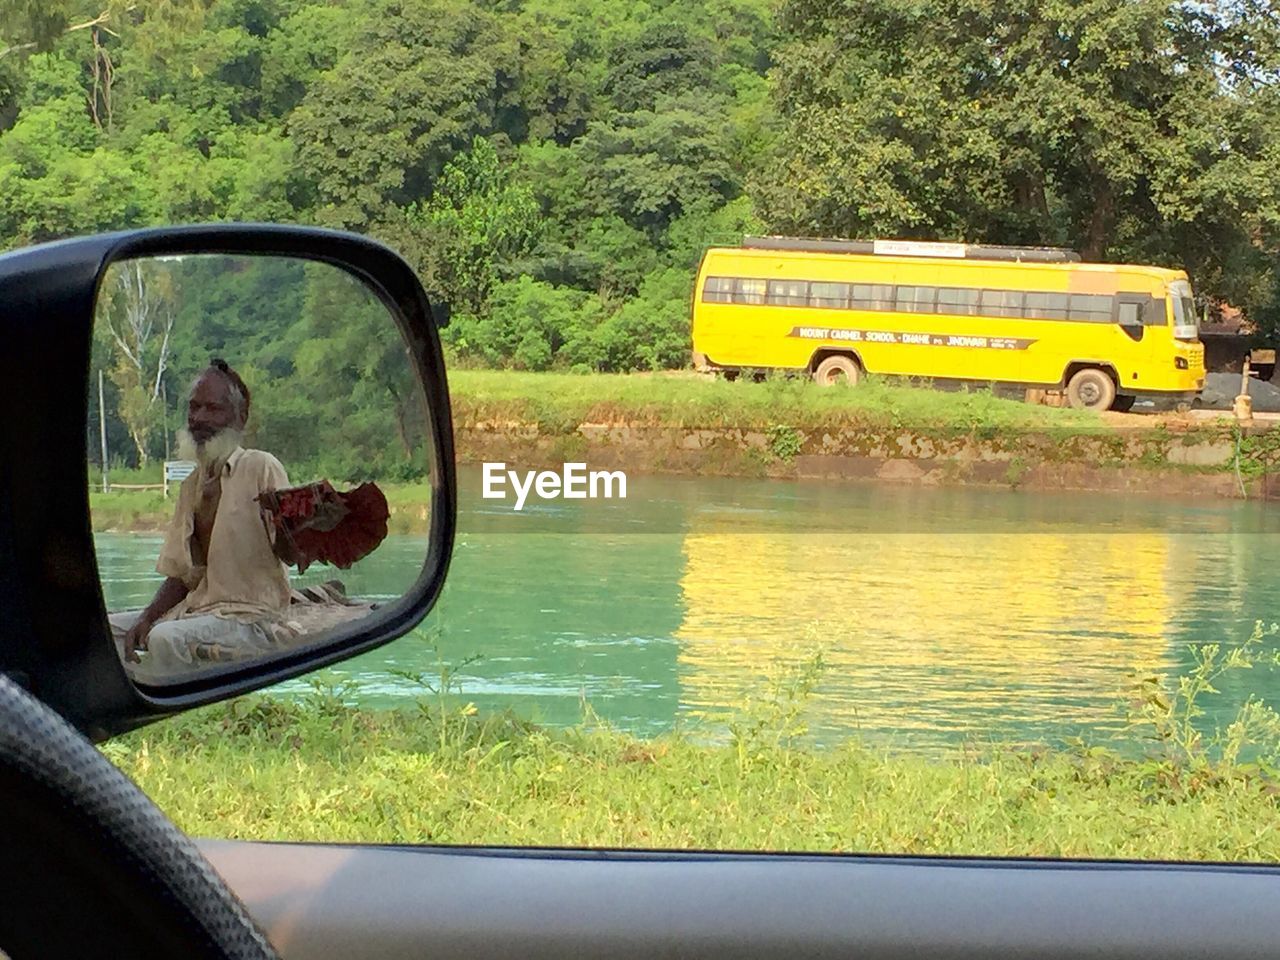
left=1065, top=368, right=1116, bottom=411
left=813, top=355, right=861, bottom=387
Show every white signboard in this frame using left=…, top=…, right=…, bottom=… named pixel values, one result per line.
left=164, top=460, right=197, bottom=483
left=872, top=240, right=967, bottom=258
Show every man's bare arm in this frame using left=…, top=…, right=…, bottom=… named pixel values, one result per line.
left=122, top=577, right=189, bottom=663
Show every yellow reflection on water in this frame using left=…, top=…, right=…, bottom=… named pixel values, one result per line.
left=676, top=531, right=1182, bottom=743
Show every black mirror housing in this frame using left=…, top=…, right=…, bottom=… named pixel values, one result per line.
left=0, top=224, right=456, bottom=741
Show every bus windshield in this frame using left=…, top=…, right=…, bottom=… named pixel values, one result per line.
left=1169, top=280, right=1199, bottom=340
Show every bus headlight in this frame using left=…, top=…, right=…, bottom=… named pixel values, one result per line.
left=1175, top=357, right=1189, bottom=370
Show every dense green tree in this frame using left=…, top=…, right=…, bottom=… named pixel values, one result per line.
left=501, top=14, right=595, bottom=146
left=761, top=0, right=1280, bottom=325
left=398, top=136, right=543, bottom=317
left=95, top=259, right=180, bottom=465
left=661, top=196, right=764, bottom=273
left=572, top=94, right=739, bottom=240
left=258, top=2, right=351, bottom=117
left=13, top=0, right=1275, bottom=392
left=590, top=266, right=693, bottom=371
left=604, top=20, right=715, bottom=113
left=0, top=0, right=131, bottom=59
left=451, top=275, right=599, bottom=371
left=284, top=262, right=428, bottom=478
left=288, top=0, right=519, bottom=227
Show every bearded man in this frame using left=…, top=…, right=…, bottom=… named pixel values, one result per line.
left=112, top=359, right=302, bottom=676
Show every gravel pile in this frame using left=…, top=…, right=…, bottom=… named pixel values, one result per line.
left=1197, top=372, right=1280, bottom=412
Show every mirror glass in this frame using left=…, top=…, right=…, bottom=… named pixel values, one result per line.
left=89, top=254, right=436, bottom=687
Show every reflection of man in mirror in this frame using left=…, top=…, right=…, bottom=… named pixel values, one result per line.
left=111, top=359, right=303, bottom=676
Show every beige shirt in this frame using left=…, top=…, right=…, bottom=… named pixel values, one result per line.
left=156, top=447, right=292, bottom=624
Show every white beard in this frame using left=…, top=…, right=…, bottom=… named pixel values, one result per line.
left=176, top=427, right=244, bottom=469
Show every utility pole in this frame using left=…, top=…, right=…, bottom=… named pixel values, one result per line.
left=98, top=369, right=109, bottom=493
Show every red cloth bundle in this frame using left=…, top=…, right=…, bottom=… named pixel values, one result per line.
left=258, top=480, right=390, bottom=573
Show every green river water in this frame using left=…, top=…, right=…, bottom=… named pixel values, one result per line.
left=95, top=468, right=1280, bottom=754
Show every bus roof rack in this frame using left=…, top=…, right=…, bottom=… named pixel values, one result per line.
left=742, top=236, right=1082, bottom=263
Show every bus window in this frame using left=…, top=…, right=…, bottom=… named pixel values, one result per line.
left=1024, top=292, right=1070, bottom=320
left=1170, top=292, right=1199, bottom=340
left=980, top=289, right=1024, bottom=317
left=1116, top=302, right=1143, bottom=326
left=1069, top=294, right=1113, bottom=323
left=703, top=276, right=734, bottom=303
left=809, top=282, right=850, bottom=309
left=895, top=286, right=937, bottom=313
left=733, top=278, right=767, bottom=304
left=1116, top=301, right=1145, bottom=340
left=936, top=288, right=981, bottom=316
left=851, top=284, right=894, bottom=311
left=767, top=279, right=809, bottom=306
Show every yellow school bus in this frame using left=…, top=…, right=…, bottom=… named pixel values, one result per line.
left=691, top=237, right=1206, bottom=410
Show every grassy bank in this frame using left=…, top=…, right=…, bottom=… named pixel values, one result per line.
left=100, top=692, right=1280, bottom=859
left=89, top=374, right=1278, bottom=530
left=89, top=375, right=1102, bottom=532
left=102, top=634, right=1280, bottom=861
left=451, top=371, right=1278, bottom=494
left=449, top=369, right=1104, bottom=432
left=89, top=481, right=431, bottom=534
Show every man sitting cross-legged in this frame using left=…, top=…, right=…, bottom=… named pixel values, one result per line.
left=112, top=358, right=305, bottom=677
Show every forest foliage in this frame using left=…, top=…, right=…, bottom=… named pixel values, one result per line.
left=2, top=0, right=1277, bottom=467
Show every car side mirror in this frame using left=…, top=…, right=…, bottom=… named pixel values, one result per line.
left=0, top=225, right=456, bottom=740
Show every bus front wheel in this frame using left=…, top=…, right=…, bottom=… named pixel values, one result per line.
left=813, top=355, right=861, bottom=387
left=1065, top=369, right=1116, bottom=411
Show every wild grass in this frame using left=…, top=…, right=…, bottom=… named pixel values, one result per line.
left=448, top=369, right=1103, bottom=433
left=89, top=489, right=171, bottom=532
left=102, top=628, right=1280, bottom=862
left=89, top=464, right=168, bottom=488
left=90, top=481, right=433, bottom=534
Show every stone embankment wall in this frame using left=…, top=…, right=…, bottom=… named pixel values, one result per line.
left=455, top=417, right=1280, bottom=500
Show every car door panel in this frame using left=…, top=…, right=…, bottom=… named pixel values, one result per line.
left=199, top=840, right=1280, bottom=960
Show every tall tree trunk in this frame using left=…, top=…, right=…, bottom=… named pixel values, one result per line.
left=1027, top=172, right=1050, bottom=222
left=387, top=385, right=413, bottom=459
left=395, top=407, right=412, bottom=459
left=1082, top=180, right=1114, bottom=261
left=129, top=428, right=149, bottom=468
